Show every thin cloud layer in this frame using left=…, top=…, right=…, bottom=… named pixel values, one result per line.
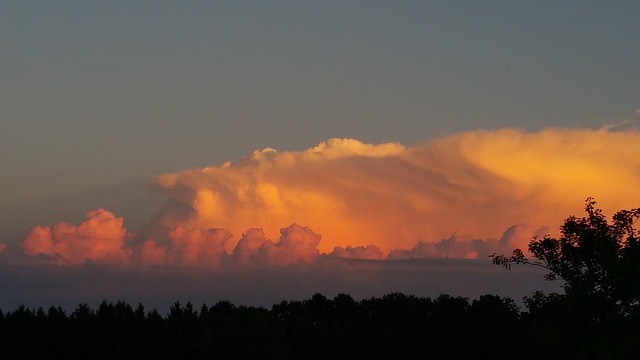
left=330, top=245, right=385, bottom=260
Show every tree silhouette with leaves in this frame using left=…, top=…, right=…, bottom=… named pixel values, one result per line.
left=492, top=198, right=640, bottom=359
left=492, top=198, right=640, bottom=318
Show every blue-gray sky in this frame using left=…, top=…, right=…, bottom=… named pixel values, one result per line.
left=1, top=1, right=639, bottom=308
left=3, top=1, right=639, bottom=207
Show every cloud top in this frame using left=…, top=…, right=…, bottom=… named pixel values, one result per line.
left=18, top=128, right=640, bottom=268
left=149, top=129, right=640, bottom=253
left=22, top=209, right=130, bottom=265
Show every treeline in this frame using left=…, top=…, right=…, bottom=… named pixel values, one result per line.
left=1, top=292, right=638, bottom=359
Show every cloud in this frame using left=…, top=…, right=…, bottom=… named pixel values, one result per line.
left=22, top=209, right=130, bottom=265
left=148, top=128, right=640, bottom=254
left=18, top=128, right=640, bottom=268
left=10, top=127, right=638, bottom=313
left=329, top=245, right=384, bottom=260
left=387, top=224, right=549, bottom=260
left=498, top=224, right=549, bottom=248
left=388, top=234, right=488, bottom=260
left=600, top=108, right=640, bottom=131
left=231, top=228, right=267, bottom=266
left=134, top=227, right=232, bottom=268
left=232, top=224, right=321, bottom=266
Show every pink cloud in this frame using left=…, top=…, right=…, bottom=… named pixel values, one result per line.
left=232, top=228, right=269, bottom=265
left=22, top=209, right=130, bottom=265
left=387, top=233, right=489, bottom=260
left=231, top=224, right=321, bottom=266
left=134, top=227, right=232, bottom=268
left=258, top=224, right=321, bottom=265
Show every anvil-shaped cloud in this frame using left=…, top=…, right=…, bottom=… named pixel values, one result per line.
left=18, top=128, right=640, bottom=267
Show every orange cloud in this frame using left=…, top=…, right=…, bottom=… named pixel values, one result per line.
left=149, top=128, right=640, bottom=254
left=135, top=227, right=232, bottom=268
left=22, top=209, right=130, bottom=265
left=19, top=128, right=640, bottom=267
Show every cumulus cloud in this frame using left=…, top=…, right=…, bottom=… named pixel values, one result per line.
left=231, top=228, right=268, bottom=266
left=22, top=209, right=130, bottom=265
left=148, top=128, right=640, bottom=254
left=134, top=227, right=232, bottom=268
left=388, top=234, right=488, bottom=260
left=498, top=224, right=550, bottom=248
left=386, top=224, right=549, bottom=260
left=232, top=224, right=321, bottom=266
left=132, top=223, right=323, bottom=268
left=18, top=128, right=640, bottom=267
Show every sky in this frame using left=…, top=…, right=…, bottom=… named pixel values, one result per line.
left=1, top=1, right=640, bottom=311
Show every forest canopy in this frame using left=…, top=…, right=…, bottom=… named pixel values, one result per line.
left=1, top=199, right=638, bottom=359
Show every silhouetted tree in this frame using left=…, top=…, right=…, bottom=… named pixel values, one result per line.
left=5, top=197, right=640, bottom=360
left=470, top=295, right=523, bottom=358
left=492, top=198, right=640, bottom=359
left=2, top=291, right=613, bottom=359
left=493, top=198, right=640, bottom=318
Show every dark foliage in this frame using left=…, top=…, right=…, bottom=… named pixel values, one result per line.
left=0, top=293, right=529, bottom=360
left=492, top=198, right=640, bottom=359
left=0, top=290, right=637, bottom=359
left=1, top=199, right=637, bottom=359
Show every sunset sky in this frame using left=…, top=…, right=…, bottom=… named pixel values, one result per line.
left=1, top=1, right=639, bottom=311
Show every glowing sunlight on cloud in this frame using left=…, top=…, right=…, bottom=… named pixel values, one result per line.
left=22, top=209, right=131, bottom=265
left=149, top=128, right=640, bottom=255
left=19, top=128, right=640, bottom=267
